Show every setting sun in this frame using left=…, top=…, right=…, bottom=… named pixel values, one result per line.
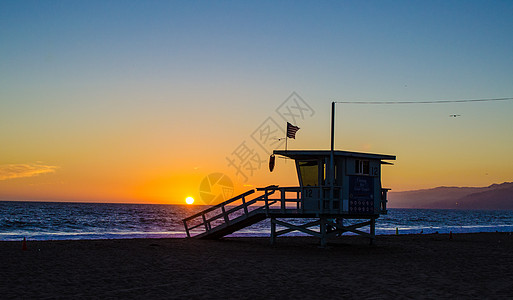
left=185, top=197, right=195, bottom=205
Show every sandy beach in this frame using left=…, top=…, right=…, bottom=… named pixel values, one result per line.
left=2, top=233, right=512, bottom=299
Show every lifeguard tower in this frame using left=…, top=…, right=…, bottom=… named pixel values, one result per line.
left=183, top=149, right=395, bottom=246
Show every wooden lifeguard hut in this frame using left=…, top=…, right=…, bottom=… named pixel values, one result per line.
left=183, top=102, right=395, bottom=246
left=182, top=148, right=395, bottom=246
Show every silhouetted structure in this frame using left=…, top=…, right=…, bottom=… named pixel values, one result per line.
left=183, top=149, right=395, bottom=246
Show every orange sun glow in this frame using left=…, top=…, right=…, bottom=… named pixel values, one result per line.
left=185, top=197, right=195, bottom=205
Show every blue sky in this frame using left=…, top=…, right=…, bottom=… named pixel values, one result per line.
left=4, top=1, right=512, bottom=96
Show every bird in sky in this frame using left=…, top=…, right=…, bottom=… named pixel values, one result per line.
left=449, top=114, right=461, bottom=117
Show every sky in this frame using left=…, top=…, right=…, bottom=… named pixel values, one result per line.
left=1, top=0, right=512, bottom=205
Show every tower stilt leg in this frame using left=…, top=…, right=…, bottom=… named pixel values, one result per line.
left=320, top=217, right=327, bottom=248
left=370, top=218, right=376, bottom=245
left=270, top=217, right=276, bottom=245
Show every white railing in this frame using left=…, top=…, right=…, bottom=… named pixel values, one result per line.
left=380, top=188, right=390, bottom=214
left=182, top=185, right=391, bottom=237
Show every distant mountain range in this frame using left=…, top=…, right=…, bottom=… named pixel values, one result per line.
left=388, top=182, right=513, bottom=209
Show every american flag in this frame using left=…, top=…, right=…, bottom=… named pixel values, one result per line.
left=286, top=122, right=300, bottom=139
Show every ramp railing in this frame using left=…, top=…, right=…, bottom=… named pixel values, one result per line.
left=380, top=188, right=390, bottom=214
left=182, top=185, right=305, bottom=238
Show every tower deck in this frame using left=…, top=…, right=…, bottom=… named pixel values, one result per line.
left=183, top=185, right=390, bottom=246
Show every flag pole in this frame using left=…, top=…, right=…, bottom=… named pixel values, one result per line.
left=330, top=102, right=335, bottom=195
left=331, top=102, right=335, bottom=155
left=330, top=102, right=335, bottom=179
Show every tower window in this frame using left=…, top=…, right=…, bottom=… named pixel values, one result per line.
left=355, top=159, right=370, bottom=175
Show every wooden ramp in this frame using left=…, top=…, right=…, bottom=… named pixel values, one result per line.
left=193, top=212, right=267, bottom=239
left=182, top=186, right=283, bottom=239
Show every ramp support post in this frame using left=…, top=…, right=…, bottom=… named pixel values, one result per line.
left=270, top=217, right=276, bottom=245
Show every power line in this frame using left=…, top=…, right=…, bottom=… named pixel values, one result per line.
left=334, top=97, right=513, bottom=105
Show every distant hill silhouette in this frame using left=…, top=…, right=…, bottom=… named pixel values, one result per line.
left=388, top=182, right=513, bottom=209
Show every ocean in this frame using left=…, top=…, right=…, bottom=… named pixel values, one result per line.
left=1, top=201, right=513, bottom=241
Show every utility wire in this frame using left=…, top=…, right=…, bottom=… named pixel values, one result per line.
left=334, top=97, right=513, bottom=105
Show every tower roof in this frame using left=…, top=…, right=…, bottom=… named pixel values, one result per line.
left=273, top=150, right=396, bottom=161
